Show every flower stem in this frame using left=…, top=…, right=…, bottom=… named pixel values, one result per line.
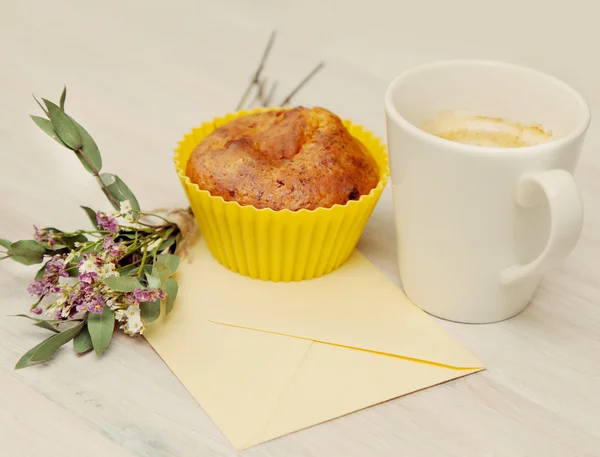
left=135, top=220, right=168, bottom=229
left=75, top=147, right=119, bottom=208
left=30, top=294, right=45, bottom=310
left=138, top=212, right=177, bottom=226
left=152, top=239, right=163, bottom=263
left=137, top=243, right=149, bottom=277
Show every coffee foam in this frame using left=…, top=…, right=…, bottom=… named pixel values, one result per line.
left=421, top=111, right=553, bottom=148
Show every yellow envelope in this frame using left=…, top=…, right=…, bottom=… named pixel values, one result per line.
left=144, top=239, right=484, bottom=450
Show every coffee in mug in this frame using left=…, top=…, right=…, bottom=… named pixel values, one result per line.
left=422, top=110, right=553, bottom=148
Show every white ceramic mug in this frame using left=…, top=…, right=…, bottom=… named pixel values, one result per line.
left=384, top=60, right=591, bottom=323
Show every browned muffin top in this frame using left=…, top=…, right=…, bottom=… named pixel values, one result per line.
left=185, top=107, right=380, bottom=211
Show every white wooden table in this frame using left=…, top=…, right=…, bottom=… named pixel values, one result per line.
left=1, top=1, right=599, bottom=456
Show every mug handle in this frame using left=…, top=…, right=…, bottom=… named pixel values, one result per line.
left=500, top=169, right=584, bottom=284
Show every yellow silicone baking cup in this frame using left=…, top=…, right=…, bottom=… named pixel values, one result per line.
left=174, top=107, right=389, bottom=282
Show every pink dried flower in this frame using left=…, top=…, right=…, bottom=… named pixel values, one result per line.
left=27, top=279, right=49, bottom=297
left=46, top=255, right=68, bottom=278
left=101, top=236, right=125, bottom=259
left=74, top=287, right=105, bottom=314
left=26, top=255, right=68, bottom=298
left=79, top=271, right=99, bottom=285
left=33, top=225, right=56, bottom=247
left=96, top=212, right=118, bottom=234
left=126, top=288, right=164, bottom=304
left=102, top=236, right=114, bottom=250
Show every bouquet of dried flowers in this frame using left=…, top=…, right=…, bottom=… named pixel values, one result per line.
left=2, top=88, right=187, bottom=368
left=1, top=31, right=323, bottom=368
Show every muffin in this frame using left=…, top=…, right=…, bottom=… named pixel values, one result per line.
left=174, top=106, right=389, bottom=282
left=185, top=107, right=380, bottom=211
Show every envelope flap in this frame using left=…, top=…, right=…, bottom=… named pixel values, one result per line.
left=203, top=244, right=483, bottom=369
left=246, top=343, right=482, bottom=449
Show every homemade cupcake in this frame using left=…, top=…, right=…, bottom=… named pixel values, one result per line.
left=186, top=107, right=380, bottom=211
left=175, top=106, right=388, bottom=281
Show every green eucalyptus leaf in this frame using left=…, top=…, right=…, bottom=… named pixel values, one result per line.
left=59, top=86, right=67, bottom=110
left=87, top=306, right=114, bottom=355
left=34, top=320, right=60, bottom=333
left=80, top=206, right=99, bottom=228
left=9, top=240, right=46, bottom=265
left=130, top=265, right=152, bottom=277
left=145, top=271, right=161, bottom=290
left=72, top=119, right=102, bottom=174
left=43, top=99, right=82, bottom=149
left=11, top=314, right=71, bottom=324
left=0, top=238, right=11, bottom=249
left=34, top=262, right=47, bottom=280
left=10, top=240, right=46, bottom=255
left=153, top=254, right=179, bottom=284
left=60, top=233, right=87, bottom=248
left=33, top=94, right=49, bottom=116
left=157, top=254, right=179, bottom=276
left=30, top=116, right=68, bottom=147
left=12, top=314, right=83, bottom=326
left=11, top=255, right=44, bottom=266
left=163, top=278, right=178, bottom=314
left=116, top=232, right=136, bottom=240
left=73, top=325, right=93, bottom=354
left=141, top=299, right=160, bottom=324
left=102, top=276, right=143, bottom=292
left=118, top=264, right=139, bottom=276
left=152, top=263, right=170, bottom=284
left=15, top=320, right=85, bottom=369
left=40, top=226, right=62, bottom=233
left=156, top=236, right=176, bottom=254
left=99, top=173, right=140, bottom=212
